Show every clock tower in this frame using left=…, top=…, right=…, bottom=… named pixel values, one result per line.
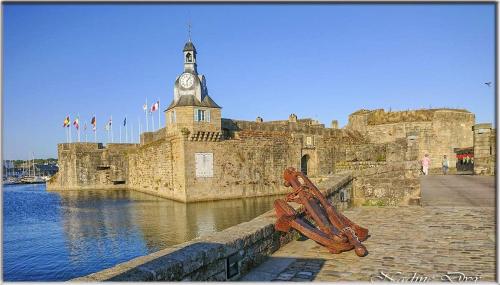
left=165, top=40, right=222, bottom=140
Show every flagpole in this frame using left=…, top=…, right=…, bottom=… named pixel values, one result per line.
left=69, top=117, right=72, bottom=143
left=77, top=113, right=81, bottom=142
left=158, top=99, right=160, bottom=130
left=125, top=116, right=128, bottom=143
left=130, top=123, right=133, bottom=144
left=111, top=115, right=114, bottom=143
left=107, top=119, right=110, bottom=144
left=138, top=117, right=142, bottom=144
left=145, top=98, right=149, bottom=132
left=119, top=124, right=122, bottom=143
left=151, top=110, right=155, bottom=131
left=92, top=114, right=97, bottom=143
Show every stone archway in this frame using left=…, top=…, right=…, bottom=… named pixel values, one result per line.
left=301, top=154, right=310, bottom=175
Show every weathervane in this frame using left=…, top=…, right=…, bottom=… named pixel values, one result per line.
left=188, top=21, right=192, bottom=41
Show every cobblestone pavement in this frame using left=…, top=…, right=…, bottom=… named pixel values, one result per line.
left=241, top=176, right=496, bottom=282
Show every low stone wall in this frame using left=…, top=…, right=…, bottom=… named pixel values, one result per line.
left=72, top=174, right=352, bottom=281
left=352, top=161, right=421, bottom=206
left=473, top=124, right=496, bottom=176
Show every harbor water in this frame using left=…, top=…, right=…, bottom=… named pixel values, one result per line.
left=3, top=184, right=279, bottom=281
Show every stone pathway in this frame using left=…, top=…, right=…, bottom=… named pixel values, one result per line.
left=241, top=176, right=496, bottom=282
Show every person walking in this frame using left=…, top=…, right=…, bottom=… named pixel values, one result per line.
left=421, top=154, right=431, bottom=175
left=442, top=155, right=449, bottom=175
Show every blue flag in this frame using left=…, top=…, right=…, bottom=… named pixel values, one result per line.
left=123, top=117, right=127, bottom=126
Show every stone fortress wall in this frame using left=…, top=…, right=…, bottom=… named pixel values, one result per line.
left=48, top=109, right=427, bottom=205
left=48, top=143, right=133, bottom=190
left=347, top=108, right=475, bottom=169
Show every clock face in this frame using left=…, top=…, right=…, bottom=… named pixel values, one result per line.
left=179, top=73, right=195, bottom=89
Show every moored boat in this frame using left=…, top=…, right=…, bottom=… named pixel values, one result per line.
left=20, top=176, right=45, bottom=184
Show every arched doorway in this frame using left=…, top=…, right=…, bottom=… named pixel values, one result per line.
left=301, top=154, right=309, bottom=175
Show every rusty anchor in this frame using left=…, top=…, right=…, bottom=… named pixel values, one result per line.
left=274, top=167, right=369, bottom=257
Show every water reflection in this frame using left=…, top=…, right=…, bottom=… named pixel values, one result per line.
left=3, top=184, right=279, bottom=281
left=58, top=190, right=279, bottom=253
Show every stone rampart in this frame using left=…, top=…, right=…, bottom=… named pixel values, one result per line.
left=141, top=128, right=167, bottom=145
left=222, top=118, right=366, bottom=140
left=72, top=174, right=353, bottom=281
left=347, top=108, right=475, bottom=169
left=47, top=143, right=136, bottom=191
left=127, top=135, right=187, bottom=201
left=48, top=121, right=402, bottom=203
left=182, top=135, right=293, bottom=201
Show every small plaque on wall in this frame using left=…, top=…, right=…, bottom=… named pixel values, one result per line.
left=195, top=153, right=214, bottom=178
left=306, top=136, right=313, bottom=146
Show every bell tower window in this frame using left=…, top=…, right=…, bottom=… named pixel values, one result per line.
left=186, top=53, right=192, bottom=62
left=194, top=108, right=211, bottom=122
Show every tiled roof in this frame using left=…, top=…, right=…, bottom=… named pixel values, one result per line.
left=165, top=95, right=221, bottom=111
left=183, top=41, right=196, bottom=52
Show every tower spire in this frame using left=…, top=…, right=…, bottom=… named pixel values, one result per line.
left=188, top=21, right=192, bottom=42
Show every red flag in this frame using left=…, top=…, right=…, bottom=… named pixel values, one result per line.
left=73, top=117, right=79, bottom=130
left=151, top=101, right=159, bottom=112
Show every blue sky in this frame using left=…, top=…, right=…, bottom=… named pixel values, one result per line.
left=3, top=3, right=495, bottom=159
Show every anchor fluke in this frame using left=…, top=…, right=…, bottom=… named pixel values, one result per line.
left=274, top=167, right=369, bottom=257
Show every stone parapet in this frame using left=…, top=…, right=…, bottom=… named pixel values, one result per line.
left=72, top=174, right=353, bottom=281
left=352, top=161, right=421, bottom=206
left=472, top=123, right=493, bottom=130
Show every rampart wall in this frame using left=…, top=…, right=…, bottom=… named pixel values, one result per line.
left=48, top=143, right=135, bottom=190
left=127, top=134, right=186, bottom=201
left=347, top=109, right=475, bottom=169
left=48, top=114, right=421, bottom=204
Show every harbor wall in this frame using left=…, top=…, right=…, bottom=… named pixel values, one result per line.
left=48, top=108, right=471, bottom=206
left=47, top=143, right=134, bottom=190
left=127, top=134, right=187, bottom=201
left=178, top=118, right=377, bottom=202
left=48, top=119, right=371, bottom=202
left=72, top=174, right=353, bottom=281
left=182, top=134, right=294, bottom=201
